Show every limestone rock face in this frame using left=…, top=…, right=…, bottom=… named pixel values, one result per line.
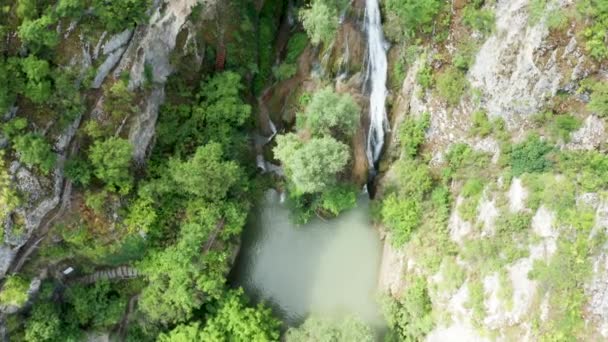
left=468, top=0, right=585, bottom=125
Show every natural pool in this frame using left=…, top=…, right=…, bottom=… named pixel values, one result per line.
left=230, top=189, right=385, bottom=329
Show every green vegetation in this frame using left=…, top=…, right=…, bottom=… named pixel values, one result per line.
left=286, top=315, right=374, bottom=342
left=399, top=112, right=430, bottom=158
left=93, top=0, right=151, bottom=32
left=300, top=0, right=339, bottom=46
left=382, top=277, right=435, bottom=341
left=384, top=0, right=442, bottom=39
left=435, top=67, right=468, bottom=106
left=0, top=276, right=29, bottom=307
left=577, top=0, right=608, bottom=60
left=89, top=137, right=133, bottom=194
left=12, top=133, right=56, bottom=174
left=583, top=80, right=608, bottom=117
left=462, top=2, right=495, bottom=36
left=509, top=134, right=553, bottom=176
left=274, top=134, right=350, bottom=194
left=300, top=87, right=360, bottom=139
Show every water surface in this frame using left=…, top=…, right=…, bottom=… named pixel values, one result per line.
left=231, top=190, right=384, bottom=328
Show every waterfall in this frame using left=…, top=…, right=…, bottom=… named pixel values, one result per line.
left=364, top=0, right=388, bottom=168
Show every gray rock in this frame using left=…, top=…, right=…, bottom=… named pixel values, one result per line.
left=102, top=29, right=133, bottom=56
left=0, top=246, right=16, bottom=277
left=91, top=46, right=127, bottom=89
left=129, top=87, right=165, bottom=163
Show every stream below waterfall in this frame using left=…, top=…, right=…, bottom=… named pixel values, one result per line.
left=230, top=190, right=385, bottom=330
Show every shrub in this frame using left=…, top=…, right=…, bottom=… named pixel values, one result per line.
left=462, top=4, right=495, bottom=36
left=299, top=0, right=338, bottom=46
left=509, top=134, right=553, bottom=176
left=65, top=157, right=92, bottom=186
left=302, top=87, right=360, bottom=139
left=320, top=184, right=358, bottom=216
left=381, top=194, right=422, bottom=246
left=577, top=0, right=608, bottom=60
left=399, top=112, right=430, bottom=158
left=549, top=114, right=581, bottom=142
left=272, top=63, right=297, bottom=81
left=384, top=0, right=442, bottom=39
left=471, top=110, right=492, bottom=137
left=586, top=81, right=608, bottom=117
left=0, top=276, right=29, bottom=307
left=89, top=137, right=133, bottom=194
left=93, top=0, right=151, bottom=33
left=18, top=15, right=59, bottom=52
left=395, top=158, right=433, bottom=198
left=381, top=277, right=434, bottom=340
left=274, top=134, right=350, bottom=194
left=285, top=32, right=309, bottom=64
left=13, top=133, right=57, bottom=174
left=435, top=67, right=468, bottom=106
left=416, top=60, right=433, bottom=90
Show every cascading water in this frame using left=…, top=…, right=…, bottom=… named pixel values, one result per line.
left=364, top=0, right=389, bottom=169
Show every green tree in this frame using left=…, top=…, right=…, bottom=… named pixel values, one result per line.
left=158, top=323, right=203, bottom=342
left=20, top=55, right=52, bottom=104
left=510, top=134, right=553, bottom=176
left=382, top=277, right=435, bottom=341
left=385, top=0, right=442, bottom=39
left=89, top=137, right=133, bottom=194
left=286, top=315, right=374, bottom=342
left=13, top=133, right=57, bottom=174
left=18, top=15, right=59, bottom=51
left=169, top=143, right=241, bottom=201
left=64, top=157, right=92, bottom=186
left=199, top=289, right=281, bottom=342
left=435, top=67, right=468, bottom=106
left=65, top=281, right=125, bottom=330
left=274, top=134, right=350, bottom=194
left=93, top=0, right=151, bottom=32
left=24, top=303, right=62, bottom=342
left=381, top=194, right=422, bottom=247
left=302, top=87, right=360, bottom=138
left=16, top=0, right=38, bottom=19
left=0, top=151, right=20, bottom=224
left=587, top=81, right=608, bottom=117
left=300, top=0, right=338, bottom=46
left=0, top=275, right=29, bottom=307
left=0, top=57, right=23, bottom=113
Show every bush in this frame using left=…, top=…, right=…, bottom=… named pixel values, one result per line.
left=471, top=110, right=492, bottom=137
left=435, top=67, right=468, bottom=106
left=416, top=60, right=433, bottom=89
left=399, top=112, right=430, bottom=158
left=381, top=194, right=422, bottom=246
left=18, top=15, right=59, bottom=52
left=509, top=134, right=553, bottom=176
left=0, top=276, right=29, bottom=307
left=286, top=315, right=374, bottom=342
left=285, top=32, right=309, bottom=64
left=65, top=157, right=92, bottom=186
left=395, top=158, right=433, bottom=198
left=89, top=137, right=133, bottom=194
left=20, top=55, right=52, bottom=104
left=577, top=0, right=608, bottom=60
left=272, top=63, right=297, bottom=81
left=320, top=184, right=358, bottom=216
left=274, top=134, right=350, bottom=194
left=381, top=277, right=434, bottom=340
left=300, top=0, right=338, bottom=46
left=302, top=87, right=360, bottom=139
left=462, top=4, right=495, bottom=36
left=384, top=0, right=442, bottom=39
left=93, top=0, right=151, bottom=33
left=549, top=114, right=581, bottom=142
left=586, top=81, right=608, bottom=117
left=13, top=133, right=57, bottom=174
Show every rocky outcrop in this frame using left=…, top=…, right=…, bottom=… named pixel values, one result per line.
left=468, top=0, right=586, bottom=125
